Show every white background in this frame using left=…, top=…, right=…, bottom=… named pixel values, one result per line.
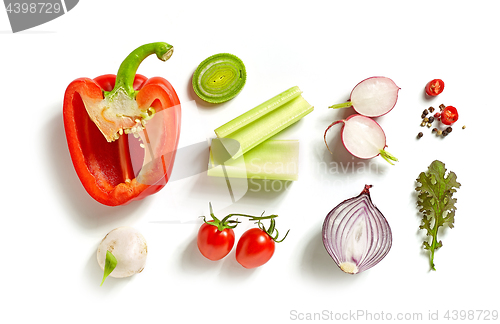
left=1, top=1, right=499, bottom=323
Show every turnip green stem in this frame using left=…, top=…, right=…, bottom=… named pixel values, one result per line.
left=329, top=101, right=353, bottom=109
left=100, top=250, right=117, bottom=286
left=106, top=42, right=174, bottom=100
left=379, top=149, right=398, bottom=165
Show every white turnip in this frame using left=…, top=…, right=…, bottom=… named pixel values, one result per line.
left=97, top=226, right=148, bottom=285
left=329, top=77, right=400, bottom=117
left=324, top=114, right=398, bottom=165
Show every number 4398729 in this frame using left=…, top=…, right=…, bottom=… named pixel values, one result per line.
left=444, top=310, right=498, bottom=321
left=5, top=2, right=62, bottom=14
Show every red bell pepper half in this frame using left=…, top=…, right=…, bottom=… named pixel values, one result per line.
left=63, top=42, right=181, bottom=206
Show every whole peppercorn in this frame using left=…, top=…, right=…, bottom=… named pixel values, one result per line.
left=439, top=104, right=446, bottom=111
left=432, top=128, right=438, bottom=133
left=422, top=109, right=429, bottom=116
left=442, top=131, right=449, bottom=136
left=428, top=116, right=435, bottom=123
left=417, top=132, right=423, bottom=139
left=429, top=107, right=435, bottom=113
left=437, top=130, right=443, bottom=136
left=446, top=127, right=452, bottom=133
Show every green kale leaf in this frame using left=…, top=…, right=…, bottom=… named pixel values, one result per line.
left=416, top=160, right=461, bottom=271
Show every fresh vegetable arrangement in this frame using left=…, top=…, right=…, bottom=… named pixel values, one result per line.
left=63, top=42, right=181, bottom=206
left=416, top=160, right=460, bottom=271
left=58, top=41, right=467, bottom=285
left=325, top=77, right=399, bottom=164
left=322, top=185, right=392, bottom=274
left=192, top=53, right=246, bottom=103
left=97, top=227, right=148, bottom=285
left=197, top=204, right=288, bottom=268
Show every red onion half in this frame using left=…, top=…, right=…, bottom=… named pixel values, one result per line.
left=322, top=185, right=392, bottom=274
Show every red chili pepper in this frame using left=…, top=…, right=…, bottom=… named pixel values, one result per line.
left=440, top=106, right=458, bottom=125
left=425, top=79, right=445, bottom=96
left=63, top=43, right=181, bottom=206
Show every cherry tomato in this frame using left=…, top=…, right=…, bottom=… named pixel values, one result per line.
left=236, top=228, right=275, bottom=269
left=425, top=79, right=445, bottom=96
left=440, top=106, right=458, bottom=125
left=197, top=221, right=235, bottom=261
left=196, top=203, right=287, bottom=265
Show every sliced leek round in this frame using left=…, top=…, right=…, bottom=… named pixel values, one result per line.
left=192, top=53, right=246, bottom=103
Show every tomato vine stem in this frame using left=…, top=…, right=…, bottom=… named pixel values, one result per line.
left=257, top=218, right=290, bottom=243
left=202, top=203, right=279, bottom=232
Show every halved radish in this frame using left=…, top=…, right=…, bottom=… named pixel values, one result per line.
left=324, top=114, right=398, bottom=164
left=329, top=77, right=400, bottom=117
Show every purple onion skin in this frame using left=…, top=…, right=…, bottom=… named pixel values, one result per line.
left=322, top=185, right=392, bottom=274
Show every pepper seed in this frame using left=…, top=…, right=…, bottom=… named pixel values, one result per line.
left=417, top=132, right=423, bottom=139
left=446, top=127, right=453, bottom=133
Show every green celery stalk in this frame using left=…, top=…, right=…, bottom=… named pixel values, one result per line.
left=214, top=86, right=313, bottom=159
left=208, top=139, right=299, bottom=181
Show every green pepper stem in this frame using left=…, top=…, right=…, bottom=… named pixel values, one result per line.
left=107, top=42, right=174, bottom=100
left=329, top=101, right=353, bottom=109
